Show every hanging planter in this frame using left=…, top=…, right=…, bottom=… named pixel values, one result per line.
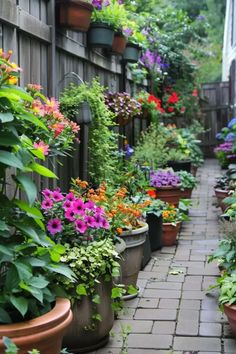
left=0, top=299, right=72, bottom=354
left=75, top=101, right=92, bottom=124
left=56, top=0, right=93, bottom=32
left=88, top=22, right=114, bottom=48
left=112, top=32, right=127, bottom=55
left=123, top=42, right=141, bottom=63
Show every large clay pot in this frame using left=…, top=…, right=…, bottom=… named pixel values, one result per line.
left=119, top=223, right=148, bottom=289
left=88, top=23, right=114, bottom=48
left=214, top=188, right=229, bottom=212
left=167, top=160, right=192, bottom=173
left=224, top=304, right=236, bottom=336
left=0, top=298, right=72, bottom=354
left=162, top=222, right=181, bottom=247
left=56, top=0, right=93, bottom=32
left=156, top=185, right=181, bottom=206
left=146, top=214, right=163, bottom=251
left=180, top=188, right=193, bottom=199
left=112, top=32, right=127, bottom=55
left=63, top=281, right=114, bottom=353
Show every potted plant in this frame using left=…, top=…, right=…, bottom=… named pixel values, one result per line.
left=162, top=203, right=184, bottom=246
left=136, top=91, right=165, bottom=123
left=88, top=0, right=127, bottom=48
left=214, top=142, right=236, bottom=169
left=150, top=169, right=181, bottom=206
left=39, top=186, right=122, bottom=353
left=0, top=51, right=75, bottom=353
left=177, top=170, right=197, bottom=199
left=214, top=175, right=233, bottom=211
left=56, top=0, right=94, bottom=32
left=112, top=30, right=127, bottom=55
left=104, top=92, right=142, bottom=126
left=122, top=20, right=147, bottom=62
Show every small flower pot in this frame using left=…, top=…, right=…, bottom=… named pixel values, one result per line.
left=88, top=22, right=114, bottom=49
left=214, top=188, right=229, bottom=212
left=0, top=298, right=72, bottom=354
left=224, top=303, right=236, bottom=336
left=155, top=185, right=181, bottom=207
left=112, top=32, right=127, bottom=55
left=123, top=42, right=141, bottom=63
left=167, top=160, right=192, bottom=173
left=180, top=188, right=193, bottom=199
left=162, top=222, right=181, bottom=247
left=146, top=214, right=163, bottom=251
left=56, top=0, right=93, bottom=32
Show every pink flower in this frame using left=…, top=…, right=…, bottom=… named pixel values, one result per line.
left=52, top=190, right=64, bottom=202
left=85, top=215, right=96, bottom=228
left=27, top=83, right=42, bottom=91
left=65, top=208, right=76, bottom=221
left=41, top=198, right=53, bottom=209
left=95, top=206, right=104, bottom=215
left=72, top=199, right=85, bottom=215
left=47, top=218, right=62, bottom=235
left=63, top=200, right=72, bottom=210
left=33, top=141, right=49, bottom=156
left=66, top=192, right=75, bottom=202
left=42, top=189, right=52, bottom=198
left=84, top=201, right=95, bottom=210
left=100, top=217, right=110, bottom=229
left=44, top=97, right=60, bottom=114
left=75, top=219, right=87, bottom=234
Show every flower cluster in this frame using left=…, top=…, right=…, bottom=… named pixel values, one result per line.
left=0, top=49, right=22, bottom=85
left=40, top=188, right=109, bottom=245
left=136, top=91, right=164, bottom=119
left=26, top=85, right=80, bottom=157
left=163, top=90, right=186, bottom=115
left=162, top=203, right=178, bottom=223
left=214, top=142, right=233, bottom=154
left=105, top=92, right=142, bottom=123
left=150, top=170, right=181, bottom=188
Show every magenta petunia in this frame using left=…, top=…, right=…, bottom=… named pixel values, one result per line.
left=63, top=200, right=72, bottom=210
left=100, top=217, right=110, bottom=230
left=84, top=215, right=96, bottom=228
left=41, top=198, right=53, bottom=210
left=52, top=190, right=64, bottom=202
left=95, top=206, right=104, bottom=215
left=42, top=188, right=52, bottom=198
left=75, top=219, right=87, bottom=234
left=84, top=200, right=95, bottom=210
left=47, top=218, right=62, bottom=235
left=65, top=208, right=76, bottom=221
left=72, top=199, right=85, bottom=215
left=66, top=192, right=75, bottom=202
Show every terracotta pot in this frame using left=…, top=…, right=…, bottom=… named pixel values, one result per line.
left=156, top=185, right=181, bottom=206
left=119, top=223, right=148, bottom=289
left=112, top=32, right=127, bottom=55
left=214, top=188, right=229, bottom=212
left=180, top=188, right=193, bottom=199
left=0, top=298, right=72, bottom=354
left=224, top=304, right=236, bottom=336
left=56, top=0, right=93, bottom=32
left=63, top=281, right=114, bottom=353
left=162, top=222, right=181, bottom=247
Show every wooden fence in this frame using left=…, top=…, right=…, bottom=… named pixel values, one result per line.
left=201, top=81, right=230, bottom=157
left=0, top=0, right=148, bottom=192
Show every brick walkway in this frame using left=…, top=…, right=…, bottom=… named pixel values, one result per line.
left=93, top=159, right=236, bottom=354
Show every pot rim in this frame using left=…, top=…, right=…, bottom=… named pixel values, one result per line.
left=0, top=298, right=71, bottom=335
left=214, top=188, right=230, bottom=194
left=90, top=22, right=114, bottom=30
left=120, top=222, right=148, bottom=236
left=156, top=184, right=181, bottom=190
left=56, top=0, right=94, bottom=11
left=126, top=42, right=141, bottom=50
left=163, top=221, right=181, bottom=226
left=167, top=159, right=192, bottom=164
left=224, top=303, right=236, bottom=310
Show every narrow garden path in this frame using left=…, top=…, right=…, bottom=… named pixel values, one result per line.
left=93, top=159, right=236, bottom=354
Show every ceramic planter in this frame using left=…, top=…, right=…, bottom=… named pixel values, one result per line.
left=180, top=188, right=193, bottom=199
left=146, top=214, right=163, bottom=251
left=224, top=304, right=236, bottom=336
left=162, top=222, right=181, bottom=247
left=155, top=185, right=181, bottom=207
left=214, top=188, right=229, bottom=212
left=119, top=223, right=148, bottom=289
left=112, top=32, right=127, bottom=55
left=56, top=0, right=93, bottom=32
left=123, top=42, right=140, bottom=63
left=0, top=298, right=72, bottom=354
left=63, top=281, right=114, bottom=353
left=141, top=231, right=152, bottom=270
left=88, top=23, right=114, bottom=48
left=167, top=160, right=192, bottom=172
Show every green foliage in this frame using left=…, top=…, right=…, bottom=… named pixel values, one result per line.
left=60, top=79, right=119, bottom=186
left=177, top=171, right=198, bottom=190
left=208, top=239, right=236, bottom=273
left=217, top=273, right=236, bottom=307
left=91, top=0, right=128, bottom=30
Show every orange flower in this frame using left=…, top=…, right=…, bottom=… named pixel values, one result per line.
left=147, top=190, right=157, bottom=198
left=116, top=228, right=123, bottom=234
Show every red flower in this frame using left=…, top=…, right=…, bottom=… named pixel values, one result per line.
left=167, top=107, right=174, bottom=113
left=167, top=92, right=179, bottom=104
left=192, top=89, right=198, bottom=97
left=147, top=190, right=157, bottom=198
left=148, top=95, right=164, bottom=113
left=181, top=107, right=186, bottom=113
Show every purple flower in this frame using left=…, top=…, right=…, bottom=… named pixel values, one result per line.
left=214, top=142, right=233, bottom=153
left=66, top=192, right=75, bottom=202
left=84, top=200, right=95, bottom=210
left=225, top=132, right=236, bottom=142
left=47, top=218, right=62, bottom=235
left=65, top=208, right=76, bottom=221
left=41, top=198, right=53, bottom=210
left=72, top=199, right=85, bottom=215
left=42, top=188, right=52, bottom=198
left=123, top=27, right=133, bottom=37
left=63, top=200, right=72, bottom=210
left=52, top=190, right=64, bottom=202
left=92, top=0, right=102, bottom=9
left=85, top=215, right=96, bottom=228
left=196, top=15, right=205, bottom=21
left=228, top=118, right=236, bottom=129
left=150, top=170, right=180, bottom=187
left=75, top=219, right=87, bottom=234
left=100, top=217, right=110, bottom=229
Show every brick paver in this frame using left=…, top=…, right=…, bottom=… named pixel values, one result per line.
left=92, top=159, right=236, bottom=353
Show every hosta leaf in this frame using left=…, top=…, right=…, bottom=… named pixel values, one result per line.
left=0, top=308, right=12, bottom=323
left=0, top=112, right=14, bottom=123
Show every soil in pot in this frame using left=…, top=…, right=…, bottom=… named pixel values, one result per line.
left=167, top=160, right=192, bottom=173
left=146, top=214, right=163, bottom=251
left=63, top=281, right=114, bottom=353
left=88, top=23, right=114, bottom=49
left=162, top=222, right=181, bottom=247
left=156, top=185, right=181, bottom=207
left=0, top=298, right=72, bottom=354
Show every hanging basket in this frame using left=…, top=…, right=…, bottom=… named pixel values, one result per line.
left=75, top=101, right=92, bottom=124
left=56, top=0, right=93, bottom=32
left=88, top=22, right=114, bottom=49
left=112, top=32, right=127, bottom=55
left=123, top=42, right=141, bottom=63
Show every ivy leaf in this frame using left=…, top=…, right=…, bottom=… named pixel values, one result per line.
left=92, top=294, right=101, bottom=304
left=76, top=284, right=87, bottom=296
